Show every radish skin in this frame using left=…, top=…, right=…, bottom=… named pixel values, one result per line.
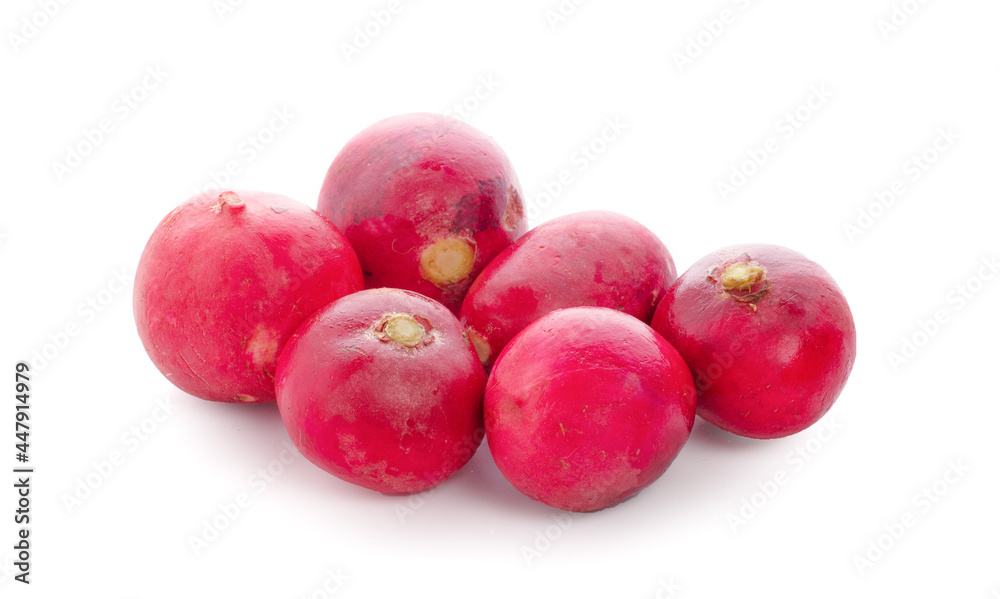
left=133, top=190, right=363, bottom=403
left=460, top=211, right=676, bottom=370
left=276, top=288, right=486, bottom=494
left=318, top=113, right=526, bottom=313
left=650, top=244, right=856, bottom=439
left=485, top=307, right=696, bottom=512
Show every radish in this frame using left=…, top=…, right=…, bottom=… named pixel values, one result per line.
left=276, top=288, right=486, bottom=494
left=484, top=307, right=696, bottom=512
left=650, top=244, right=856, bottom=439
left=459, top=210, right=676, bottom=370
left=133, top=190, right=363, bottom=403
left=317, top=113, right=526, bottom=313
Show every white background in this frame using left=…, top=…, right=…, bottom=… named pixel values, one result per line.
left=2, top=0, right=999, bottom=597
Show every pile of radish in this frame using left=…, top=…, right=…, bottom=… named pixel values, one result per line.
left=135, top=113, right=856, bottom=512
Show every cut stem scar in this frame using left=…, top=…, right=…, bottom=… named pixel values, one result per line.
left=420, top=237, right=475, bottom=286
left=721, top=262, right=765, bottom=292
left=377, top=313, right=428, bottom=348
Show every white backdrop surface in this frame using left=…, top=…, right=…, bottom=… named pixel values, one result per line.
left=2, top=1, right=999, bottom=597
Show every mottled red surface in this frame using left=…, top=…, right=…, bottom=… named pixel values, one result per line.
left=318, top=113, right=526, bottom=313
left=651, top=244, right=856, bottom=439
left=485, top=308, right=696, bottom=512
left=460, top=210, right=676, bottom=370
left=134, top=190, right=363, bottom=403
left=276, top=288, right=486, bottom=494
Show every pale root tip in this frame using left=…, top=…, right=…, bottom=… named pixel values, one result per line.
left=467, top=328, right=491, bottom=365
left=380, top=314, right=427, bottom=348
left=720, top=262, right=765, bottom=292
left=212, top=191, right=246, bottom=214
left=420, top=237, right=475, bottom=286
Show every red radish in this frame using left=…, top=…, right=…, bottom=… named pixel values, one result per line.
left=276, top=288, right=486, bottom=494
left=459, top=211, right=676, bottom=370
left=650, top=244, right=856, bottom=439
left=133, top=190, right=363, bottom=404
left=317, top=113, right=526, bottom=313
left=485, top=307, right=696, bottom=512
